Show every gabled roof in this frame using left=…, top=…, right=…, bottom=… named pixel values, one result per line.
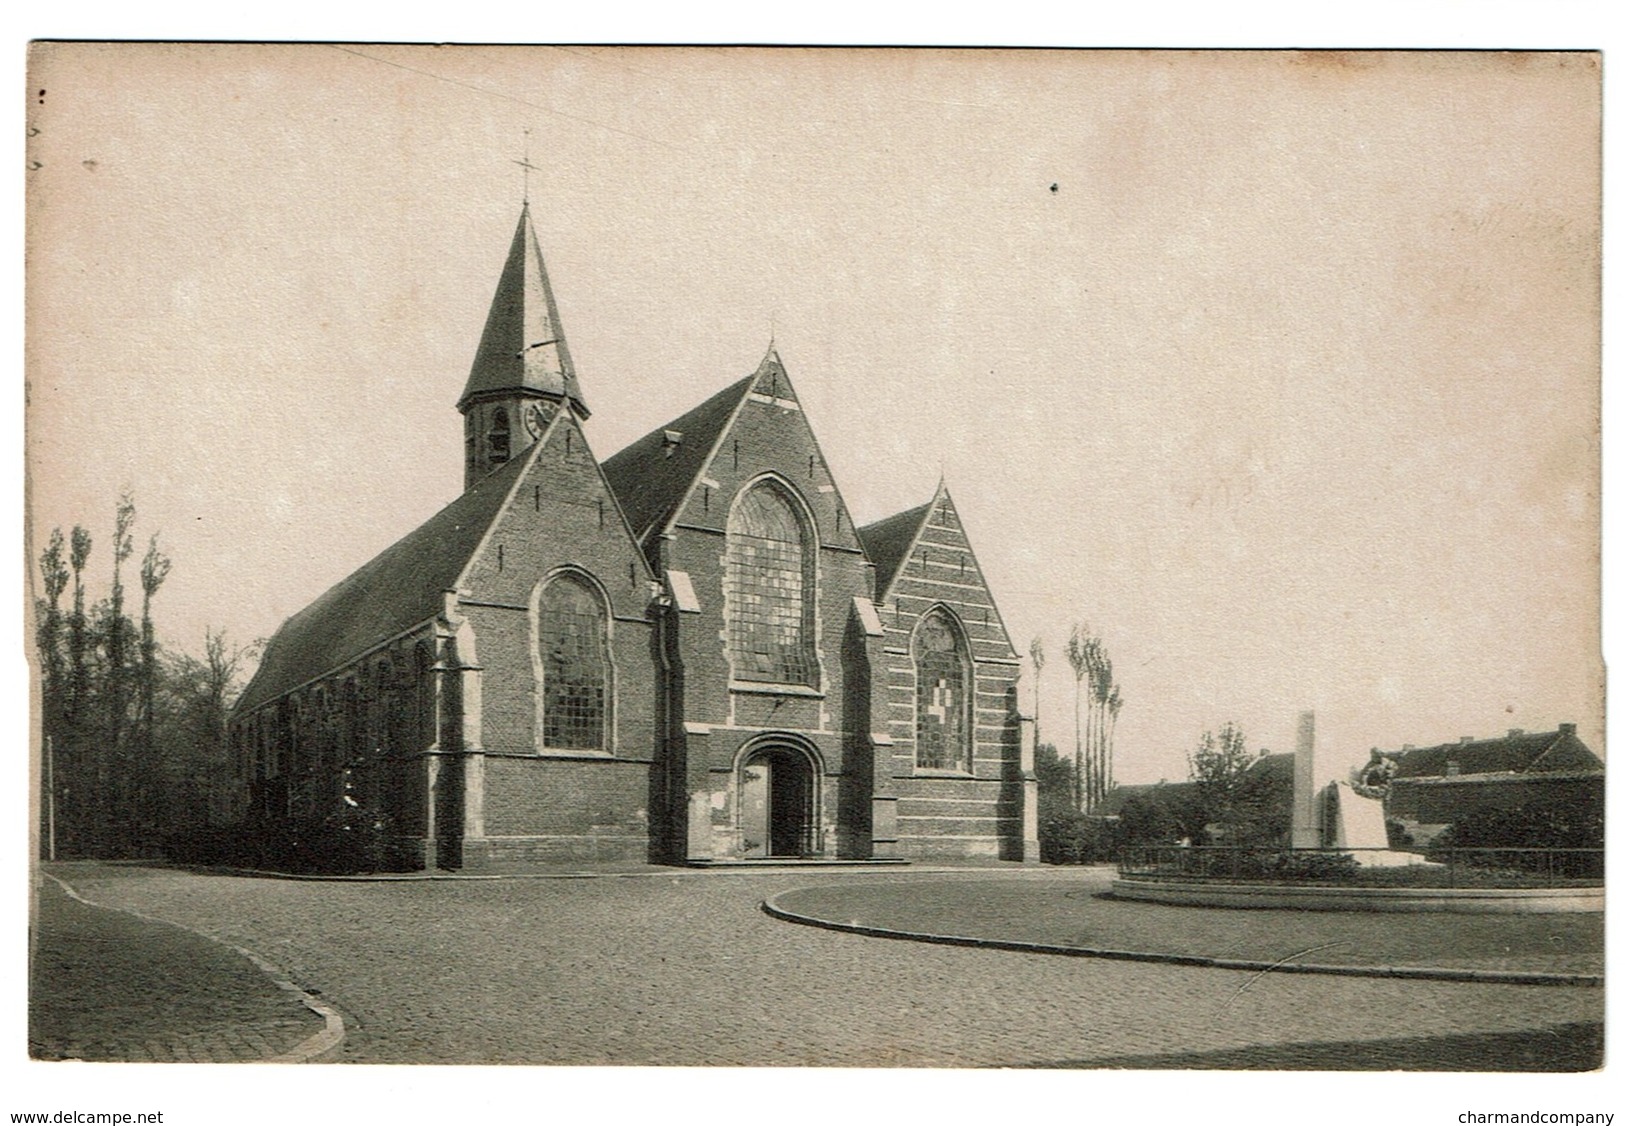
left=601, top=372, right=755, bottom=547
left=856, top=498, right=933, bottom=600
left=1095, top=780, right=1198, bottom=817
left=1243, top=750, right=1297, bottom=784
left=235, top=443, right=538, bottom=716
left=1389, top=727, right=1602, bottom=779
left=459, top=204, right=588, bottom=417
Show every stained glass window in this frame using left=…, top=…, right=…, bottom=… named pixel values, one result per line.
left=915, top=608, right=970, bottom=771
left=726, top=483, right=817, bottom=685
left=539, top=574, right=608, bottom=751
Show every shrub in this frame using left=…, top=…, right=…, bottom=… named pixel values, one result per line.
left=1039, top=809, right=1118, bottom=864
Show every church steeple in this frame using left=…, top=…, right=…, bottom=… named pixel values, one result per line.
left=460, top=205, right=589, bottom=489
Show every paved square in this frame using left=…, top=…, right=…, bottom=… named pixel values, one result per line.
left=54, top=866, right=1602, bottom=1068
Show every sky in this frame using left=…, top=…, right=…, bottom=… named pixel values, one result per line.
left=26, top=45, right=1601, bottom=787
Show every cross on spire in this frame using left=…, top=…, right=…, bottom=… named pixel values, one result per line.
left=512, top=128, right=542, bottom=204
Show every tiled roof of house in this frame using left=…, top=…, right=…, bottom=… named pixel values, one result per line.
left=855, top=499, right=932, bottom=599
left=234, top=444, right=537, bottom=716
left=1095, top=780, right=1197, bottom=816
left=1244, top=751, right=1297, bottom=783
left=601, top=373, right=754, bottom=548
left=1389, top=727, right=1601, bottom=779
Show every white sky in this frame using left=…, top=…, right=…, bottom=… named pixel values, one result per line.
left=25, top=45, right=1600, bottom=787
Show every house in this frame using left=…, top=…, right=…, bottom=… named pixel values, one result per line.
left=1372, top=724, right=1603, bottom=845
left=229, top=205, right=1036, bottom=869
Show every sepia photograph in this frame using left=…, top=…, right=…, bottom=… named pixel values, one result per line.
left=18, top=34, right=1607, bottom=1121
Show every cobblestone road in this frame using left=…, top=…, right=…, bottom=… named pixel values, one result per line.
left=30, top=876, right=322, bottom=1062
left=60, top=866, right=1602, bottom=1068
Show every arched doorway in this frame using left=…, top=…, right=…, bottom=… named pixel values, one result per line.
left=738, top=743, right=818, bottom=858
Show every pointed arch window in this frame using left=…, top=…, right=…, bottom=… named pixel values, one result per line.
left=538, top=573, right=609, bottom=752
left=914, top=608, right=971, bottom=772
left=488, top=407, right=511, bottom=466
left=726, top=481, right=817, bottom=686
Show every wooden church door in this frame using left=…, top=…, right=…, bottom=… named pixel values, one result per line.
left=739, top=746, right=814, bottom=858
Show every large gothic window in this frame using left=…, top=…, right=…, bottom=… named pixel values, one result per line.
left=538, top=573, right=609, bottom=751
left=914, top=608, right=971, bottom=772
left=726, top=482, right=817, bottom=686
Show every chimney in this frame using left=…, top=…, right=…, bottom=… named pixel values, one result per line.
left=1559, top=723, right=1577, bottom=736
left=1507, top=728, right=1525, bottom=738
left=1458, top=735, right=1474, bottom=745
left=1402, top=744, right=1416, bottom=752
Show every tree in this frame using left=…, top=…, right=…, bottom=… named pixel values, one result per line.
left=1062, top=626, right=1123, bottom=813
left=105, top=492, right=137, bottom=850
left=1187, top=721, right=1254, bottom=841
left=34, top=495, right=231, bottom=858
left=1028, top=636, right=1045, bottom=757
left=67, top=525, right=92, bottom=732
left=1082, top=637, right=1121, bottom=813
left=156, top=629, right=247, bottom=838
left=64, top=525, right=93, bottom=850
left=1065, top=627, right=1088, bottom=813
left=135, top=533, right=172, bottom=841
left=1033, top=742, right=1073, bottom=820
left=37, top=530, right=69, bottom=730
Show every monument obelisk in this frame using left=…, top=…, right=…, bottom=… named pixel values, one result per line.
left=1290, top=710, right=1320, bottom=848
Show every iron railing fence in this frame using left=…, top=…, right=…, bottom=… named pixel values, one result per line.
left=1116, top=845, right=1604, bottom=888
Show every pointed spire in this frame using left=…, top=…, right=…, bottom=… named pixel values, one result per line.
left=459, top=204, right=589, bottom=418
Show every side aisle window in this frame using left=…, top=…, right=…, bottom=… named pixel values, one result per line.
left=538, top=572, right=610, bottom=751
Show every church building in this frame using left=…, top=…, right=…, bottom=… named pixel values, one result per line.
left=230, top=205, right=1037, bottom=869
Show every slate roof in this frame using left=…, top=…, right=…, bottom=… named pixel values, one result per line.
left=459, top=204, right=587, bottom=416
left=1388, top=727, right=1602, bottom=779
left=855, top=499, right=932, bottom=599
left=601, top=373, right=753, bottom=547
left=234, top=444, right=537, bottom=716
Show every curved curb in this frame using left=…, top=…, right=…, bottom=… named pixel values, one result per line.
left=761, top=890, right=1602, bottom=989
left=1110, top=877, right=1604, bottom=914
left=43, top=873, right=346, bottom=1062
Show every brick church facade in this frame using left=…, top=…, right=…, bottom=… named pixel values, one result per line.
left=230, top=206, right=1037, bottom=869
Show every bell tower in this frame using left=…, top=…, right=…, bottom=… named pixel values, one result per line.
left=458, top=203, right=590, bottom=490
